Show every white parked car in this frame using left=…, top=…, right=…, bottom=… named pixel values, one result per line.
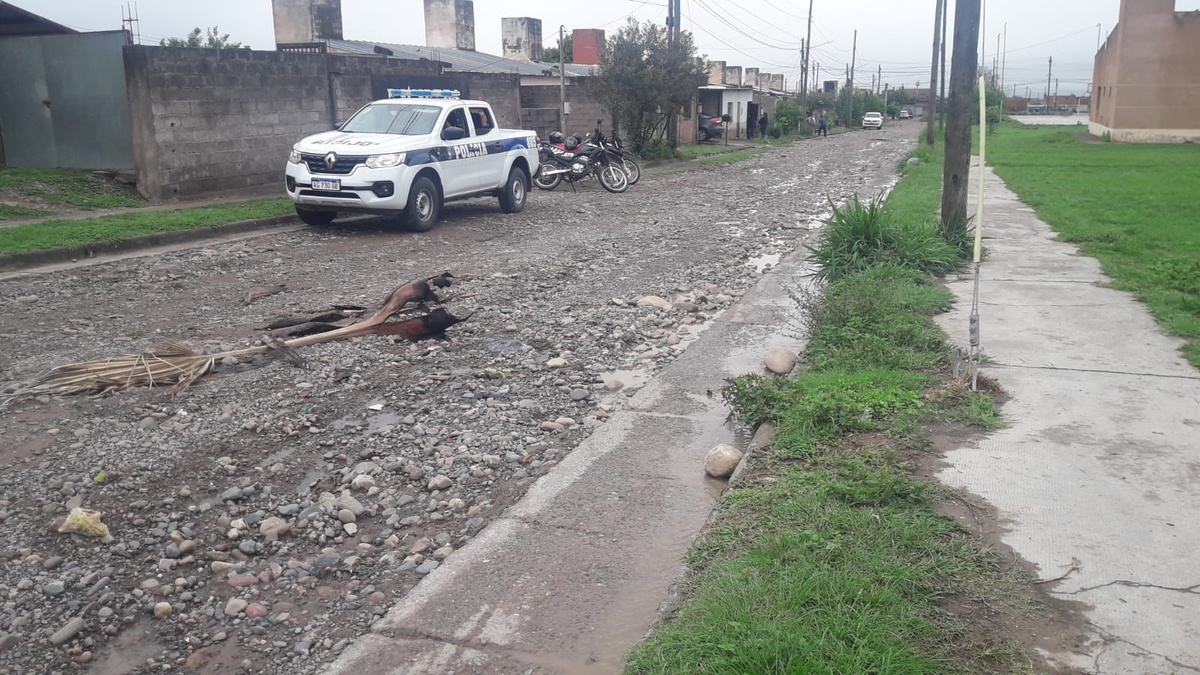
left=899, top=110, right=913, bottom=120
left=862, top=111, right=884, bottom=130
left=285, top=89, right=539, bottom=231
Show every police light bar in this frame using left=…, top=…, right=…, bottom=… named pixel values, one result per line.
left=388, top=88, right=461, bottom=100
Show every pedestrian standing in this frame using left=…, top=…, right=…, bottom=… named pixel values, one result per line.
left=758, top=112, right=769, bottom=139
left=818, top=112, right=828, bottom=137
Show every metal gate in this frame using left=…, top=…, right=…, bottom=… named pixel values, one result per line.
left=0, top=31, right=134, bottom=169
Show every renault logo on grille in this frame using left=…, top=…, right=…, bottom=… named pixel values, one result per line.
left=324, top=152, right=337, bottom=169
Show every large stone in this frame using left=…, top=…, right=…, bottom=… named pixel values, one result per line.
left=245, top=603, right=269, bottom=619
left=427, top=475, right=453, bottom=491
left=704, top=444, right=744, bottom=479
left=764, top=349, right=797, bottom=375
left=258, top=517, right=289, bottom=538
left=636, top=295, right=673, bottom=311
left=49, top=617, right=85, bottom=645
left=545, top=357, right=568, bottom=368
left=336, top=492, right=366, bottom=516
left=224, top=598, right=248, bottom=616
left=153, top=602, right=172, bottom=619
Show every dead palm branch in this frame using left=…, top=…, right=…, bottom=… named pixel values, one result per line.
left=4, top=274, right=465, bottom=403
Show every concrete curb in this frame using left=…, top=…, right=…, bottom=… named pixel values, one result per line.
left=0, top=213, right=299, bottom=273
left=730, top=422, right=775, bottom=485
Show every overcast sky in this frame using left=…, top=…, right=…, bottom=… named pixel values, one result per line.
left=23, top=0, right=1124, bottom=96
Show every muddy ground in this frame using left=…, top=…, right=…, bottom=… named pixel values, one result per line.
left=0, top=124, right=920, bottom=675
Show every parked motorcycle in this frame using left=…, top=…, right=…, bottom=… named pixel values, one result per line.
left=591, top=124, right=641, bottom=186
left=533, top=131, right=628, bottom=194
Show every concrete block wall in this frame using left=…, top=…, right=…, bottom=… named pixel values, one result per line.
left=123, top=46, right=474, bottom=200
left=519, top=80, right=606, bottom=137
left=744, top=68, right=759, bottom=88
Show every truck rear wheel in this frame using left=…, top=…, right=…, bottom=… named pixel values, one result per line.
left=404, top=177, right=441, bottom=232
left=296, top=208, right=336, bottom=226
left=498, top=166, right=528, bottom=213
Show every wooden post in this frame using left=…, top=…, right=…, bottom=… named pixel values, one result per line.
left=940, top=0, right=981, bottom=227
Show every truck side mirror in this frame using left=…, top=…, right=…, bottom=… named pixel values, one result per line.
left=442, top=126, right=467, bottom=141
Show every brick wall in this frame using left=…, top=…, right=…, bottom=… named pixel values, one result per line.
left=123, top=46, right=522, bottom=199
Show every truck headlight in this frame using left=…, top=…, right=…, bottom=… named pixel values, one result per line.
left=288, top=148, right=302, bottom=164
left=365, top=152, right=406, bottom=169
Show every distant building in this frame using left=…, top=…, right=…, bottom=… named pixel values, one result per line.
left=1091, top=0, right=1200, bottom=142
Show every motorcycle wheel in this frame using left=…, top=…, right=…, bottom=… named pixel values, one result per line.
left=533, top=167, right=562, bottom=191
left=621, top=158, right=641, bottom=186
left=598, top=164, right=629, bottom=194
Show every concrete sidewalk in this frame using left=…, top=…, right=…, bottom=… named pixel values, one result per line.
left=937, top=163, right=1200, bottom=674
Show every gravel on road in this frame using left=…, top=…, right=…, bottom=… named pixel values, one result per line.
left=0, top=125, right=917, bottom=675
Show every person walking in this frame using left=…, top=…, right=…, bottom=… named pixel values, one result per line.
left=758, top=112, right=769, bottom=139
left=818, top=112, right=828, bottom=137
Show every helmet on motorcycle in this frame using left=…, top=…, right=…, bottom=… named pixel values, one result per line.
left=564, top=135, right=580, bottom=151
left=548, top=131, right=565, bottom=144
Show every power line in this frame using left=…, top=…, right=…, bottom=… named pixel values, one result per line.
left=691, top=0, right=802, bottom=50
left=683, top=11, right=797, bottom=68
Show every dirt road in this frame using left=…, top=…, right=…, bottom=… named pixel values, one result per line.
left=0, top=122, right=918, bottom=675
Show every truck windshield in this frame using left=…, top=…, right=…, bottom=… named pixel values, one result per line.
left=341, top=104, right=440, bottom=135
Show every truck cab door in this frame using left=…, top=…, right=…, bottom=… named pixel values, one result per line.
left=467, top=105, right=507, bottom=190
left=440, top=107, right=482, bottom=197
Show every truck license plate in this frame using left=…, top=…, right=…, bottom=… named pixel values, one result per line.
left=312, top=179, right=341, bottom=191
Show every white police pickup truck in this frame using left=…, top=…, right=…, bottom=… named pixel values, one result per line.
left=285, top=89, right=539, bottom=231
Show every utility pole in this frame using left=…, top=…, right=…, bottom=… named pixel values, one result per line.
left=926, top=0, right=944, bottom=145
left=1046, top=56, right=1052, bottom=102
left=1054, top=78, right=1059, bottom=110
left=802, top=0, right=814, bottom=104
left=559, top=25, right=566, bottom=133
left=1096, top=23, right=1102, bottom=51
left=994, top=33, right=1001, bottom=88
left=848, top=29, right=857, bottom=125
left=938, top=0, right=947, bottom=130
left=1001, top=23, right=1007, bottom=92
left=941, top=0, right=982, bottom=227
left=884, top=84, right=889, bottom=114
left=877, top=65, right=881, bottom=94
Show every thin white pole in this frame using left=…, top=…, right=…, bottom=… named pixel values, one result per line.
left=971, top=76, right=987, bottom=391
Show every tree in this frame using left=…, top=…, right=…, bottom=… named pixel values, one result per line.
left=542, top=34, right=572, bottom=64
left=161, top=26, right=241, bottom=49
left=940, top=0, right=981, bottom=228
left=590, top=19, right=707, bottom=151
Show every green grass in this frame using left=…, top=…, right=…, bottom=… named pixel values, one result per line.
left=0, top=198, right=293, bottom=255
left=678, top=144, right=741, bottom=160
left=627, top=267, right=1015, bottom=675
left=0, top=205, right=52, bottom=221
left=0, top=168, right=143, bottom=212
left=985, top=124, right=1200, bottom=366
left=696, top=149, right=764, bottom=165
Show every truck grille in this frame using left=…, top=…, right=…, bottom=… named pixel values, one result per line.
left=301, top=153, right=368, bottom=175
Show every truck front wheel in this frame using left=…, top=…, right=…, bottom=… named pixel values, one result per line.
left=404, top=177, right=441, bottom=232
left=498, top=166, right=528, bottom=214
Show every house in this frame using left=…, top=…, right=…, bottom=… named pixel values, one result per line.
left=697, top=62, right=787, bottom=140
left=1091, top=0, right=1200, bottom=142
left=894, top=86, right=934, bottom=116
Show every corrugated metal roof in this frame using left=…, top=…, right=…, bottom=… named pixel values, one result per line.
left=323, top=39, right=595, bottom=77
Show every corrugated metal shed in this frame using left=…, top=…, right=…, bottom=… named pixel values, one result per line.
left=323, top=39, right=595, bottom=77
